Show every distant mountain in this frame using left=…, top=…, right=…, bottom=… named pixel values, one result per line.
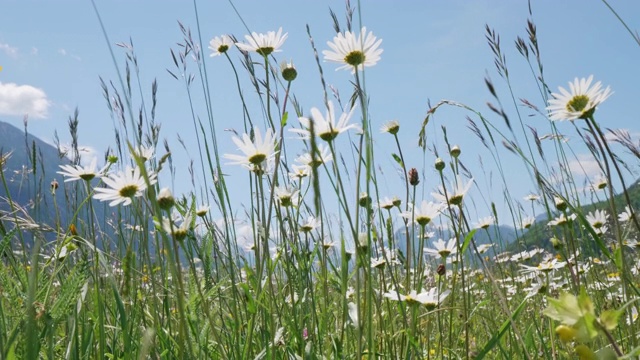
left=0, top=120, right=111, bottom=247
left=393, top=223, right=519, bottom=260
left=506, top=179, right=640, bottom=255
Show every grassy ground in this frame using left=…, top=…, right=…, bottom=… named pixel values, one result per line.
left=2, top=1, right=640, bottom=359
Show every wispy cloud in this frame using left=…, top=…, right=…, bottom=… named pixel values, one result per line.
left=58, top=48, right=81, bottom=61
left=0, top=82, right=51, bottom=119
left=0, top=43, right=19, bottom=58
left=567, top=153, right=602, bottom=178
left=56, top=143, right=100, bottom=166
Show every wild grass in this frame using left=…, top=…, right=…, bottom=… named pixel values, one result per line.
left=1, top=1, right=640, bottom=359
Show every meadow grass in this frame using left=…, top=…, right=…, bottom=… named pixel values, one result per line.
left=1, top=1, right=640, bottom=359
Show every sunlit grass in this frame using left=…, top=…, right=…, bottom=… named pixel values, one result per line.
left=1, top=1, right=640, bottom=359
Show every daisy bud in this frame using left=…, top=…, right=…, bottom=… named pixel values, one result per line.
left=157, top=188, right=175, bottom=210
left=281, top=61, right=297, bottom=82
left=450, top=145, right=461, bottom=158
left=554, top=196, right=567, bottom=212
left=107, top=155, right=118, bottom=164
left=392, top=196, right=402, bottom=207
left=50, top=179, right=59, bottom=192
left=359, top=192, right=372, bottom=208
left=408, top=168, right=420, bottom=186
left=435, top=158, right=445, bottom=171
left=550, top=237, right=563, bottom=250
left=357, top=232, right=369, bottom=253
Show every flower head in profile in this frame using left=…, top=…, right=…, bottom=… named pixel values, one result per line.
left=424, top=238, right=457, bottom=259
left=93, top=166, right=157, bottom=207
left=323, top=27, right=383, bottom=73
left=547, top=75, right=612, bottom=121
left=224, top=127, right=277, bottom=170
left=475, top=216, right=495, bottom=230
left=586, top=209, right=608, bottom=229
left=131, top=146, right=155, bottom=163
left=209, top=35, right=233, bottom=57
left=161, top=211, right=192, bottom=241
left=274, top=185, right=300, bottom=207
left=380, top=120, right=400, bottom=135
left=399, top=200, right=443, bottom=226
left=299, top=215, right=321, bottom=233
left=383, top=288, right=450, bottom=310
left=290, top=101, right=360, bottom=142
left=295, top=144, right=333, bottom=168
left=57, top=157, right=106, bottom=182
left=236, top=27, right=287, bottom=56
left=432, top=176, right=474, bottom=206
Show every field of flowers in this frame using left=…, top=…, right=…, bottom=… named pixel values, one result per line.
left=2, top=1, right=640, bottom=359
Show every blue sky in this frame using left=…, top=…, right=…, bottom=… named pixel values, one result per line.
left=1, top=1, right=639, bottom=226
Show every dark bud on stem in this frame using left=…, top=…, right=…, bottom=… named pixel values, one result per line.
left=409, top=168, right=419, bottom=186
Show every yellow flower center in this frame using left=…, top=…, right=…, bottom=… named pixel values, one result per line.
left=344, top=50, right=365, bottom=66
left=248, top=153, right=266, bottom=165
left=119, top=185, right=139, bottom=198
left=567, top=95, right=589, bottom=112
left=256, top=47, right=274, bottom=56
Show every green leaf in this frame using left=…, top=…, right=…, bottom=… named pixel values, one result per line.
left=475, top=297, right=527, bottom=359
left=599, top=309, right=622, bottom=331
left=595, top=347, right=617, bottom=360
left=461, top=229, right=477, bottom=255
left=391, top=153, right=403, bottom=167
left=281, top=111, right=288, bottom=126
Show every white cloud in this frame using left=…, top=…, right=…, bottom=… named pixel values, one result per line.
left=0, top=82, right=51, bottom=119
left=57, top=144, right=100, bottom=166
left=57, top=48, right=81, bottom=61
left=0, top=43, right=18, bottom=58
left=567, top=153, right=602, bottom=178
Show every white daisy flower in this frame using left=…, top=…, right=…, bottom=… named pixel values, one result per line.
left=380, top=120, right=400, bottom=134
left=547, top=75, right=612, bottom=121
left=209, top=35, right=233, bottom=57
left=299, top=215, right=321, bottom=233
left=196, top=205, right=209, bottom=217
left=586, top=209, right=608, bottom=229
left=424, top=238, right=457, bottom=259
left=619, top=205, right=634, bottom=222
left=521, top=216, right=536, bottom=229
left=161, top=211, right=192, bottom=241
left=290, top=101, right=360, bottom=142
left=235, top=27, right=287, bottom=56
left=323, top=27, right=383, bottom=73
left=57, top=157, right=105, bottom=182
left=383, top=288, right=450, bottom=310
left=224, top=127, right=277, bottom=169
left=431, top=176, right=474, bottom=206
left=519, top=258, right=566, bottom=274
left=273, top=185, right=300, bottom=207
left=378, top=196, right=400, bottom=210
left=476, top=243, right=494, bottom=254
left=295, top=144, right=333, bottom=168
left=399, top=200, right=443, bottom=226
left=475, top=216, right=495, bottom=229
left=131, top=145, right=155, bottom=162
left=93, top=166, right=157, bottom=207
left=288, top=164, right=311, bottom=180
